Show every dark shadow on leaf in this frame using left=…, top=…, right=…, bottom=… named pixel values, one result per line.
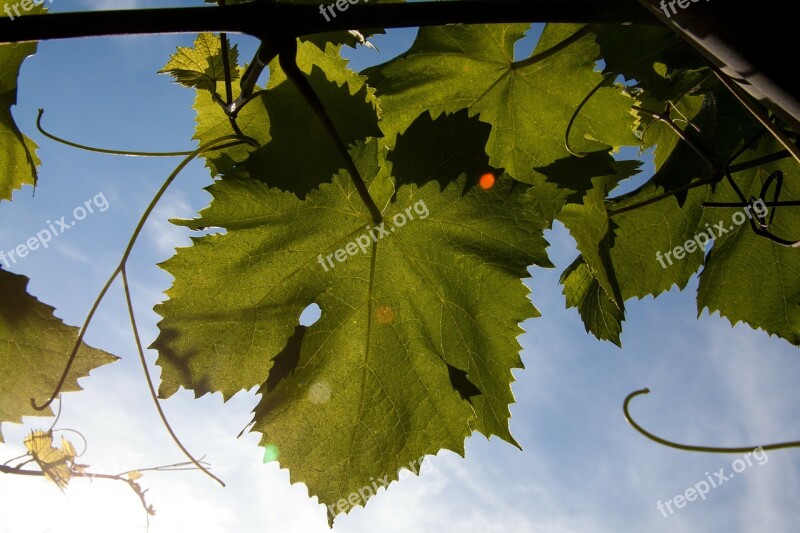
left=535, top=151, right=640, bottom=204
left=262, top=324, right=307, bottom=395
left=388, top=110, right=497, bottom=197
left=239, top=65, right=381, bottom=198
left=149, top=327, right=208, bottom=399
left=447, top=363, right=482, bottom=403
left=0, top=269, right=43, bottom=327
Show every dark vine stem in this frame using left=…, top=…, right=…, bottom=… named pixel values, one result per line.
left=511, top=23, right=601, bottom=70
left=607, top=175, right=720, bottom=217
left=710, top=64, right=800, bottom=165
left=121, top=267, right=225, bottom=487
left=215, top=0, right=248, bottom=139
left=624, top=388, right=800, bottom=453
left=0, top=1, right=656, bottom=44
left=30, top=135, right=259, bottom=487
left=607, top=104, right=724, bottom=218
left=565, top=73, right=613, bottom=157
left=277, top=38, right=383, bottom=224
left=37, top=109, right=194, bottom=157
left=218, top=0, right=233, bottom=106
left=728, top=149, right=791, bottom=174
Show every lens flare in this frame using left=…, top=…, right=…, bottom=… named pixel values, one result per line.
left=262, top=444, right=280, bottom=463
left=479, top=172, right=496, bottom=190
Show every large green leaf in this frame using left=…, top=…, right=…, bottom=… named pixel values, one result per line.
left=153, top=134, right=554, bottom=518
left=366, top=23, right=637, bottom=183
left=0, top=0, right=43, bottom=202
left=698, top=137, right=800, bottom=344
left=0, top=270, right=118, bottom=442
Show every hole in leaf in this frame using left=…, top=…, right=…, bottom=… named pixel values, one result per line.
left=299, top=303, right=321, bottom=326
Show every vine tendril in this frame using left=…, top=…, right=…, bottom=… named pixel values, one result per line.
left=28, top=134, right=256, bottom=489
left=36, top=109, right=195, bottom=157
left=565, top=73, right=613, bottom=157
left=623, top=388, right=800, bottom=453
left=121, top=267, right=225, bottom=487
left=31, top=135, right=258, bottom=413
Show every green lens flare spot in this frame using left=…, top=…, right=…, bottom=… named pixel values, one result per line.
left=262, top=444, right=280, bottom=464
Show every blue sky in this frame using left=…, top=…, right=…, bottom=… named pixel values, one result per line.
left=1, top=1, right=799, bottom=532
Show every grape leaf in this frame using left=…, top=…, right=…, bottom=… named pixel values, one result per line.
left=160, top=33, right=239, bottom=92
left=366, top=23, right=637, bottom=184
left=0, top=0, right=43, bottom=202
left=556, top=28, right=780, bottom=344
left=698, top=137, right=800, bottom=344
left=23, top=430, right=74, bottom=490
left=560, top=256, right=623, bottom=345
left=554, top=153, right=641, bottom=345
left=153, top=131, right=555, bottom=518
left=0, top=270, right=118, bottom=442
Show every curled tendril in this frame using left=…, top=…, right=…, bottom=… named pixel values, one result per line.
left=564, top=73, right=614, bottom=157
left=37, top=109, right=195, bottom=157
left=30, top=134, right=258, bottom=487
left=623, top=388, right=800, bottom=453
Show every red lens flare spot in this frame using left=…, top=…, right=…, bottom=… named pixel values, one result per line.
left=479, top=173, right=496, bottom=190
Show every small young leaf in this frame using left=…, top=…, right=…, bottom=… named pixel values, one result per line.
left=24, top=430, right=72, bottom=490
left=160, top=33, right=239, bottom=92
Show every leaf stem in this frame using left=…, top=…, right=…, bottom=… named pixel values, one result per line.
left=277, top=38, right=383, bottom=224
left=608, top=175, right=718, bottom=217
left=710, top=65, right=800, bottom=165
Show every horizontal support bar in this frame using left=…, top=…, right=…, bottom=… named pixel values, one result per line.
left=0, top=1, right=657, bottom=44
